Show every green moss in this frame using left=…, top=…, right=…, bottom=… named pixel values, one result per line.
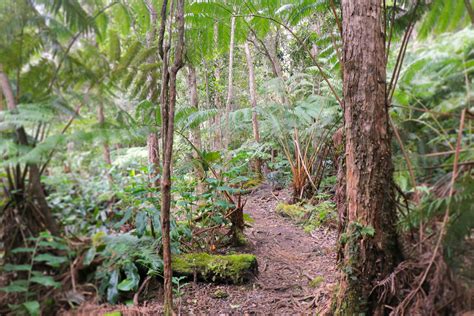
left=232, top=229, right=248, bottom=246
left=275, top=203, right=306, bottom=220
left=308, top=275, right=324, bottom=288
left=172, top=253, right=258, bottom=284
left=243, top=178, right=262, bottom=189
left=243, top=213, right=255, bottom=224
left=276, top=199, right=337, bottom=234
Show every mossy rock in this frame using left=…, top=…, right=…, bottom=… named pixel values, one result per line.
left=172, top=253, right=258, bottom=284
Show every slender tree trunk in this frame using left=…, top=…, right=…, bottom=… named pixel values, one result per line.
left=224, top=16, right=236, bottom=148
left=265, top=32, right=284, bottom=79
left=158, top=0, right=185, bottom=314
left=244, top=42, right=262, bottom=176
left=0, top=85, right=4, bottom=111
left=187, top=65, right=205, bottom=190
left=335, top=1, right=400, bottom=314
left=147, top=133, right=160, bottom=187
left=145, top=0, right=161, bottom=189
left=213, top=23, right=223, bottom=150
left=97, top=103, right=113, bottom=184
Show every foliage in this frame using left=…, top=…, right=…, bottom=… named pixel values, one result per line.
left=276, top=193, right=337, bottom=233
left=0, top=232, right=70, bottom=315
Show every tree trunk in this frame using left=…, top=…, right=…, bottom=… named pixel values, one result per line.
left=224, top=16, right=236, bottom=148
left=0, top=64, right=59, bottom=257
left=265, top=32, right=284, bottom=79
left=158, top=0, right=185, bottom=314
left=213, top=23, right=223, bottom=150
left=187, top=65, right=205, bottom=191
left=145, top=0, right=161, bottom=189
left=97, top=103, right=113, bottom=184
left=0, top=85, right=4, bottom=111
left=244, top=42, right=262, bottom=176
left=335, top=1, right=400, bottom=314
left=147, top=133, right=160, bottom=187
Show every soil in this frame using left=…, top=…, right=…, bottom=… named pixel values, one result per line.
left=68, top=184, right=337, bottom=315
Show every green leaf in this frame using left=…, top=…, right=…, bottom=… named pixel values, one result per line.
left=38, top=240, right=69, bottom=251
left=22, top=300, right=40, bottom=316
left=34, top=253, right=68, bottom=267
left=361, top=226, right=375, bottom=237
left=30, top=275, right=61, bottom=288
left=117, top=263, right=140, bottom=292
left=3, top=264, right=31, bottom=272
left=0, top=280, right=29, bottom=293
left=107, top=270, right=120, bottom=304
left=135, top=211, right=147, bottom=238
left=83, top=247, right=96, bottom=266
left=11, top=247, right=35, bottom=253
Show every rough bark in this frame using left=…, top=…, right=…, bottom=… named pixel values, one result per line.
left=224, top=16, right=236, bottom=148
left=335, top=1, right=400, bottom=314
left=159, top=0, right=185, bottom=314
left=244, top=42, right=262, bottom=176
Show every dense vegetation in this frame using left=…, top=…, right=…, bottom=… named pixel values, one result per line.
left=0, top=0, right=473, bottom=315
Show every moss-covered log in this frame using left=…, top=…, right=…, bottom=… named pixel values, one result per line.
left=172, top=253, right=258, bottom=284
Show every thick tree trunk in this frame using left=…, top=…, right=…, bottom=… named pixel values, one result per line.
left=335, top=1, right=400, bottom=314
left=244, top=42, right=262, bottom=176
left=97, top=104, right=113, bottom=184
left=224, top=16, right=236, bottom=148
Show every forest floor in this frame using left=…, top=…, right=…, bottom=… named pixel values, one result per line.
left=70, top=184, right=337, bottom=315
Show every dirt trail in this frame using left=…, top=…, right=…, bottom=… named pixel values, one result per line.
left=180, top=184, right=337, bottom=314
left=71, top=185, right=337, bottom=315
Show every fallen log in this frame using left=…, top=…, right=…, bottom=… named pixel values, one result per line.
left=172, top=253, right=258, bottom=284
